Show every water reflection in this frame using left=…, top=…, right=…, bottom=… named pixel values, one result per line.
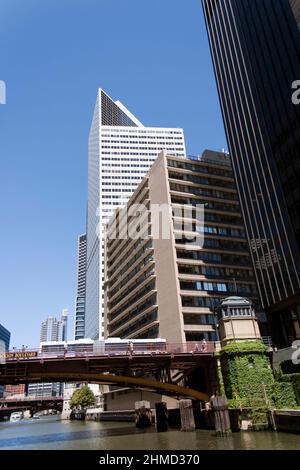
left=0, top=417, right=299, bottom=450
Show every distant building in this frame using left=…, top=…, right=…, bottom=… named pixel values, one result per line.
left=75, top=234, right=87, bottom=340
left=0, top=323, right=10, bottom=398
left=86, top=88, right=186, bottom=340
left=104, top=150, right=265, bottom=343
left=40, top=310, right=68, bottom=343
left=5, top=384, right=26, bottom=398
left=0, top=323, right=10, bottom=351
left=28, top=311, right=68, bottom=398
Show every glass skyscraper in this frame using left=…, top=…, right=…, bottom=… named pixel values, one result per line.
left=86, top=89, right=186, bottom=339
left=74, top=234, right=87, bottom=340
left=0, top=323, right=10, bottom=351
left=0, top=324, right=10, bottom=397
left=202, top=0, right=300, bottom=346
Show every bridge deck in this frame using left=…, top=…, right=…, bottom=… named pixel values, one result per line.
left=0, top=351, right=214, bottom=402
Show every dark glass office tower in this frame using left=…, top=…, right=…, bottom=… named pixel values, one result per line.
left=202, top=0, right=300, bottom=346
left=75, top=234, right=87, bottom=340
left=0, top=324, right=10, bottom=397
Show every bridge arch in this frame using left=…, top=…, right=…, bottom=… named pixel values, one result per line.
left=19, top=373, right=209, bottom=402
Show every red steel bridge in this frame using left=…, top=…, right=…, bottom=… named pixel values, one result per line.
left=0, top=342, right=216, bottom=402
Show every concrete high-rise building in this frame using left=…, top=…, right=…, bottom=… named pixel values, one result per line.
left=40, top=310, right=68, bottom=343
left=86, top=89, right=186, bottom=339
left=0, top=324, right=10, bottom=398
left=75, top=234, right=87, bottom=340
left=202, top=0, right=300, bottom=347
left=104, top=150, right=264, bottom=343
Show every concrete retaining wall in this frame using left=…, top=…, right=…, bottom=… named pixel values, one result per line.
left=273, top=409, right=300, bottom=434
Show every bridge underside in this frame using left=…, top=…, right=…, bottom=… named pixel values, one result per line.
left=0, top=353, right=216, bottom=402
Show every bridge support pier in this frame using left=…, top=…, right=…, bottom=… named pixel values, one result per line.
left=155, top=402, right=168, bottom=432
left=23, top=410, right=31, bottom=419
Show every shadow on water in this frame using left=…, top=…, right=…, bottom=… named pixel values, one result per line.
left=0, top=423, right=155, bottom=448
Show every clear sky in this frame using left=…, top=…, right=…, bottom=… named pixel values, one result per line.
left=0, top=0, right=226, bottom=347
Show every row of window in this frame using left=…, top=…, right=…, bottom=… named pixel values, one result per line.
left=180, top=281, right=228, bottom=292
left=102, top=182, right=139, bottom=186
left=102, top=151, right=185, bottom=156
left=173, top=222, right=244, bottom=238
left=167, top=159, right=233, bottom=178
left=186, top=331, right=218, bottom=342
left=182, top=295, right=226, bottom=309
left=178, top=264, right=254, bottom=279
left=102, top=176, right=141, bottom=179
left=171, top=196, right=239, bottom=214
left=102, top=158, right=154, bottom=162
left=184, top=314, right=216, bottom=326
left=175, top=237, right=248, bottom=252
left=102, top=134, right=182, bottom=139
left=102, top=142, right=181, bottom=147
left=168, top=171, right=235, bottom=190
left=102, top=130, right=183, bottom=135
left=102, top=169, right=142, bottom=173
left=170, top=183, right=238, bottom=202
left=102, top=164, right=149, bottom=169
left=180, top=280, right=254, bottom=294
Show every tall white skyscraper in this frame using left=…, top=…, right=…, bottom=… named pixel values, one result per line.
left=86, top=89, right=186, bottom=339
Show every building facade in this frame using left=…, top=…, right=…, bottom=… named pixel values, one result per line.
left=202, top=0, right=300, bottom=346
left=4, top=384, right=26, bottom=398
left=40, top=310, right=68, bottom=343
left=0, top=323, right=10, bottom=351
left=86, top=89, right=186, bottom=339
left=0, top=324, right=10, bottom=398
left=28, top=311, right=68, bottom=398
left=75, top=234, right=87, bottom=340
left=104, top=150, right=263, bottom=343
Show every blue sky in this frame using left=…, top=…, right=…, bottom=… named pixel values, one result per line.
left=0, top=0, right=226, bottom=347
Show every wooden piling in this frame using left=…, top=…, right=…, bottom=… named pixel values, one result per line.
left=155, top=402, right=168, bottom=432
left=211, top=396, right=231, bottom=436
left=179, top=399, right=196, bottom=432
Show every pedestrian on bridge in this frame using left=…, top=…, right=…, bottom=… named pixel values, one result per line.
left=127, top=341, right=134, bottom=357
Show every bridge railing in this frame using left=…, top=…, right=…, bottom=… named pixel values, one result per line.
left=4, top=341, right=215, bottom=360
left=0, top=397, right=63, bottom=403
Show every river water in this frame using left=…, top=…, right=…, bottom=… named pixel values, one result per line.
left=0, top=416, right=299, bottom=450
